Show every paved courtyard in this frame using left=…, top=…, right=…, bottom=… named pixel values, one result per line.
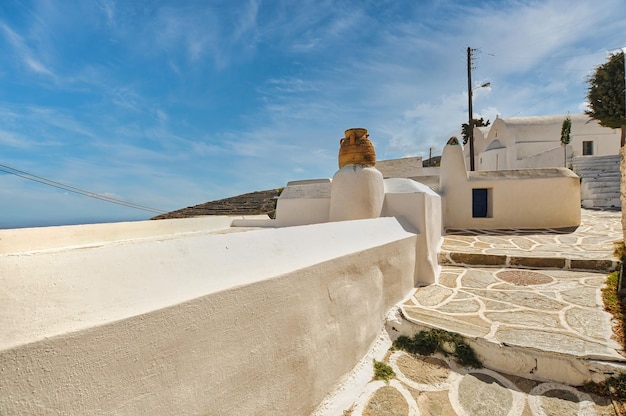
left=343, top=209, right=625, bottom=416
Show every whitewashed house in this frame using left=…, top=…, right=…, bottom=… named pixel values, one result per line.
left=465, top=114, right=621, bottom=171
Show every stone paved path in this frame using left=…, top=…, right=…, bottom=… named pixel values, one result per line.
left=441, top=209, right=622, bottom=271
left=347, top=351, right=616, bottom=415
left=402, top=266, right=622, bottom=361
left=338, top=209, right=625, bottom=415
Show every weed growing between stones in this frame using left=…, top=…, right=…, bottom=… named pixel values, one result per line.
left=372, top=359, right=395, bottom=382
left=599, top=263, right=626, bottom=404
left=614, top=241, right=626, bottom=262
left=581, top=373, right=626, bottom=404
left=602, top=270, right=625, bottom=348
left=607, top=374, right=626, bottom=400
left=393, top=329, right=482, bottom=368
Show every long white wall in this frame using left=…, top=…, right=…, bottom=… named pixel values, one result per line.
left=0, top=217, right=416, bottom=415
left=0, top=216, right=240, bottom=254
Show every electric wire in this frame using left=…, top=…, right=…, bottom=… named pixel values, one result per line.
left=0, top=163, right=167, bottom=214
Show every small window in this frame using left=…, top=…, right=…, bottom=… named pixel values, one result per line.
left=472, top=188, right=491, bottom=218
left=583, top=141, right=594, bottom=156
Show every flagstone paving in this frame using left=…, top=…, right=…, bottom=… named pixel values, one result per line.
left=402, top=266, right=623, bottom=361
left=440, top=209, right=622, bottom=271
left=339, top=209, right=625, bottom=415
left=347, top=351, right=617, bottom=416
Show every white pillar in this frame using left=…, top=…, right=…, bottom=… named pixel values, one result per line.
left=329, top=165, right=384, bottom=222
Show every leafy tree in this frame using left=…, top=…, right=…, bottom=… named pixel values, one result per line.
left=461, top=117, right=491, bottom=145
left=586, top=51, right=626, bottom=146
left=560, top=115, right=571, bottom=167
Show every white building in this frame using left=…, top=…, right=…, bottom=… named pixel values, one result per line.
left=465, top=114, right=621, bottom=171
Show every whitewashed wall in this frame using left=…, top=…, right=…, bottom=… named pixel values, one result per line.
left=441, top=143, right=580, bottom=229
left=0, top=218, right=416, bottom=416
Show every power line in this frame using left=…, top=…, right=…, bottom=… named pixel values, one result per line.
left=0, top=163, right=167, bottom=214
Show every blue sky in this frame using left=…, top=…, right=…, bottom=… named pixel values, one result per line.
left=1, top=0, right=625, bottom=228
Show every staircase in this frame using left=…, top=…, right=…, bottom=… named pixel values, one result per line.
left=571, top=155, right=621, bottom=209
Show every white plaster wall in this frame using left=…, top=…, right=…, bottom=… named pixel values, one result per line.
left=443, top=169, right=580, bottom=229
left=275, top=180, right=331, bottom=226
left=439, top=143, right=468, bottom=226
left=516, top=141, right=559, bottom=159
left=376, top=157, right=423, bottom=178
left=0, top=218, right=416, bottom=416
left=515, top=145, right=573, bottom=169
left=441, top=144, right=580, bottom=230
left=478, top=148, right=507, bottom=170
left=570, top=132, right=620, bottom=157
left=382, top=178, right=442, bottom=285
left=275, top=198, right=330, bottom=226
left=329, top=166, right=384, bottom=222
left=409, top=175, right=440, bottom=193
left=0, top=216, right=236, bottom=255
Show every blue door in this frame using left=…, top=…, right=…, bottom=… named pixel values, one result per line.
left=472, top=189, right=488, bottom=218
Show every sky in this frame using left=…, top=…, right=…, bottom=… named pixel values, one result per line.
left=1, top=0, right=625, bottom=228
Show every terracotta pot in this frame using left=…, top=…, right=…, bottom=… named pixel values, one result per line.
left=338, top=128, right=376, bottom=168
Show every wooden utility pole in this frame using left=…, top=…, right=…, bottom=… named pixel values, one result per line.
left=467, top=47, right=476, bottom=171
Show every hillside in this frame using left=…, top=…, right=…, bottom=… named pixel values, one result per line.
left=151, top=188, right=283, bottom=220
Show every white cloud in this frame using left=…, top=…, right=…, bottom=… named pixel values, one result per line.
left=0, top=22, right=56, bottom=78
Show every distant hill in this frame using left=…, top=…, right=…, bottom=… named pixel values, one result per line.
left=151, top=188, right=283, bottom=220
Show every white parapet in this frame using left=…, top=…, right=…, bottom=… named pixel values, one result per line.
left=0, top=217, right=416, bottom=415
left=382, top=178, right=442, bottom=285
left=275, top=179, right=331, bottom=226
left=0, top=216, right=237, bottom=255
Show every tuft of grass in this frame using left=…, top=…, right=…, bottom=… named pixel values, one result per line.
left=599, top=256, right=626, bottom=403
left=372, top=359, right=395, bottom=382
left=614, top=241, right=626, bottom=261
left=602, top=271, right=625, bottom=348
left=393, top=329, right=482, bottom=368
left=607, top=374, right=626, bottom=400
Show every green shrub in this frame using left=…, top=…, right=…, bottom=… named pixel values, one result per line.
left=393, top=329, right=482, bottom=368
left=372, top=359, right=395, bottom=382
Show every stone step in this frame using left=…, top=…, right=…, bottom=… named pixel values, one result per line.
left=582, top=177, right=621, bottom=186
left=572, top=155, right=620, bottom=163
left=582, top=198, right=621, bottom=208
left=583, top=184, right=620, bottom=192
left=438, top=251, right=618, bottom=272
left=389, top=313, right=626, bottom=387
left=575, top=155, right=621, bottom=210
left=582, top=186, right=620, bottom=198
left=582, top=180, right=619, bottom=192
left=574, top=163, right=619, bottom=172
left=583, top=192, right=620, bottom=200
left=388, top=263, right=626, bottom=386
left=573, top=166, right=620, bottom=172
left=576, top=165, right=620, bottom=171
left=572, top=163, right=620, bottom=172
left=573, top=160, right=620, bottom=167
left=574, top=169, right=619, bottom=176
